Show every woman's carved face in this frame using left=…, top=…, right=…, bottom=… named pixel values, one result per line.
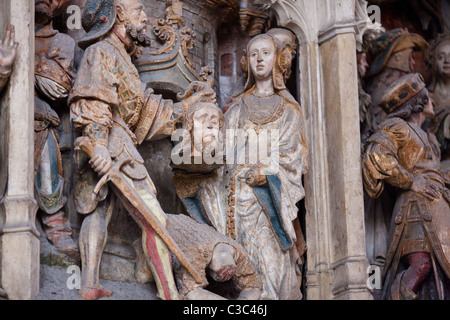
left=436, top=40, right=450, bottom=78
left=248, top=37, right=275, bottom=81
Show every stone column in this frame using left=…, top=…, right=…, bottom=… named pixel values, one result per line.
left=0, top=0, right=39, bottom=300
left=318, top=27, right=372, bottom=299
left=301, top=40, right=335, bottom=301
left=265, top=0, right=373, bottom=299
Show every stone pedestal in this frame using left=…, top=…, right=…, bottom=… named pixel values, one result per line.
left=2, top=227, right=39, bottom=300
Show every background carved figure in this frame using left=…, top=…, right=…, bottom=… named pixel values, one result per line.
left=191, top=32, right=308, bottom=300
left=362, top=28, right=429, bottom=267
left=365, top=28, right=428, bottom=135
left=69, top=0, right=215, bottom=300
left=428, top=32, right=450, bottom=170
left=362, top=73, right=450, bottom=300
left=34, top=0, right=78, bottom=259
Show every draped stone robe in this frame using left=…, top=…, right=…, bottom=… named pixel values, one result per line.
left=197, top=89, right=308, bottom=300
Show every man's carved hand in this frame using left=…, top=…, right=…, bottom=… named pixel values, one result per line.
left=35, top=75, right=69, bottom=100
left=411, top=175, right=440, bottom=201
left=90, top=145, right=112, bottom=176
left=0, top=25, right=18, bottom=73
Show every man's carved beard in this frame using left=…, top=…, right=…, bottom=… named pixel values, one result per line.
left=124, top=19, right=151, bottom=60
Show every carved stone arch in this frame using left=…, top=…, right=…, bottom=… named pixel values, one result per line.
left=259, top=0, right=373, bottom=300
left=263, top=0, right=316, bottom=46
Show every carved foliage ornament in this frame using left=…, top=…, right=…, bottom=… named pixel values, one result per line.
left=151, top=18, right=178, bottom=55
left=149, top=1, right=197, bottom=68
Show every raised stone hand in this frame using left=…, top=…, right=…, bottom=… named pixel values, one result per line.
left=0, top=24, right=18, bottom=74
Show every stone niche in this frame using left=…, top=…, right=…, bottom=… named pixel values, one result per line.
left=48, top=0, right=274, bottom=287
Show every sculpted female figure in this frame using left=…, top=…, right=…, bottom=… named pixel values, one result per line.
left=193, top=32, right=308, bottom=300
left=428, top=33, right=450, bottom=164
left=429, top=33, right=450, bottom=111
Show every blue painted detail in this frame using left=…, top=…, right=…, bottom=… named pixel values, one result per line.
left=36, top=132, right=61, bottom=193
left=180, top=196, right=209, bottom=226
left=253, top=174, right=293, bottom=251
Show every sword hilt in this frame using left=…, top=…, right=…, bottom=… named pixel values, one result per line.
left=75, top=136, right=132, bottom=195
left=93, top=157, right=132, bottom=195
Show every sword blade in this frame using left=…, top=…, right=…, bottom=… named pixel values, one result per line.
left=108, top=172, right=203, bottom=284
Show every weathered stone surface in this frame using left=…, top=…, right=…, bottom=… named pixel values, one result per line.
left=2, top=232, right=40, bottom=300
left=40, top=233, right=77, bottom=268
left=38, top=228, right=158, bottom=300
left=99, top=254, right=137, bottom=283
left=36, top=264, right=158, bottom=300
left=320, top=32, right=372, bottom=300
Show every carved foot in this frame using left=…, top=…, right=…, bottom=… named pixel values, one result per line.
left=48, top=233, right=80, bottom=262
left=78, top=287, right=113, bottom=300
left=44, top=213, right=80, bottom=261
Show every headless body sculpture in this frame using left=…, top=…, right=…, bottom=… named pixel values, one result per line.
left=166, top=214, right=262, bottom=300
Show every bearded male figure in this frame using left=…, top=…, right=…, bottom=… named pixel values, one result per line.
left=69, top=0, right=215, bottom=300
